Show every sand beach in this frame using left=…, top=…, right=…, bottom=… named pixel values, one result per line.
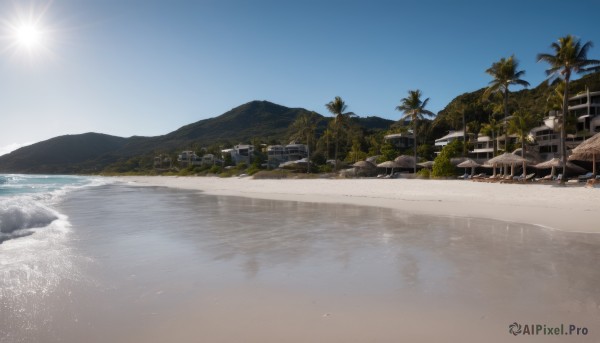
left=122, top=176, right=600, bottom=233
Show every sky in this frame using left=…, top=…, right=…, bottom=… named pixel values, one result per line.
left=1, top=0, right=600, bottom=155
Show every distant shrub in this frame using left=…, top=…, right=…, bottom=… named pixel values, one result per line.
left=432, top=140, right=461, bottom=178
left=209, top=165, right=222, bottom=174
left=246, top=165, right=261, bottom=175
left=310, top=152, right=326, bottom=166
left=318, top=164, right=333, bottom=173
left=416, top=168, right=430, bottom=179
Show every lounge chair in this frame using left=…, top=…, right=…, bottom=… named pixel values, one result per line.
left=578, top=172, right=594, bottom=182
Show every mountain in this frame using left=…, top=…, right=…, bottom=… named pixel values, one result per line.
left=0, top=101, right=392, bottom=174
left=117, top=100, right=316, bottom=156
left=0, top=133, right=128, bottom=174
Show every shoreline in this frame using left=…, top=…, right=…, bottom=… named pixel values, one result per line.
left=119, top=176, right=600, bottom=233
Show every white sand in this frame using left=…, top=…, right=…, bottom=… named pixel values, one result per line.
left=121, top=176, right=600, bottom=233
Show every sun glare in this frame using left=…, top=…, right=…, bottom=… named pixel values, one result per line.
left=15, top=23, right=43, bottom=49
left=1, top=3, right=54, bottom=60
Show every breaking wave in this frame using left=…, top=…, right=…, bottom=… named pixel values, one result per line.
left=0, top=199, right=59, bottom=244
left=0, top=175, right=110, bottom=244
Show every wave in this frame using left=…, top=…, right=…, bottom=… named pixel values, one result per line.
left=0, top=200, right=59, bottom=243
left=0, top=175, right=112, bottom=244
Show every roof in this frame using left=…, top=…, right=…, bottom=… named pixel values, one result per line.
left=530, top=125, right=553, bottom=133
left=435, top=130, right=464, bottom=142
left=384, top=132, right=414, bottom=139
left=569, top=132, right=600, bottom=160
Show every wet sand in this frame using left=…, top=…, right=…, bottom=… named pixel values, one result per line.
left=3, top=182, right=599, bottom=342
left=122, top=176, right=600, bottom=233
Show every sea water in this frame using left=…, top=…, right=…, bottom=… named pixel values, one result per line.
left=1, top=179, right=599, bottom=342
left=0, top=175, right=108, bottom=342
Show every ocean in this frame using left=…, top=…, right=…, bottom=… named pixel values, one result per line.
left=1, top=175, right=599, bottom=342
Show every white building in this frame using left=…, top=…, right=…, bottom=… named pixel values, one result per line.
left=230, top=144, right=254, bottom=165
left=468, top=136, right=494, bottom=161
left=384, top=132, right=415, bottom=149
left=266, top=143, right=309, bottom=168
left=570, top=89, right=600, bottom=135
left=178, top=151, right=202, bottom=167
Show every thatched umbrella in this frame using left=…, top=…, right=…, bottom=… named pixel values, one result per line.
left=418, top=161, right=434, bottom=169
left=457, top=159, right=481, bottom=176
left=450, top=157, right=468, bottom=167
left=377, top=160, right=402, bottom=175
left=366, top=156, right=380, bottom=164
left=394, top=155, right=416, bottom=169
left=487, top=153, right=527, bottom=178
left=569, top=132, right=600, bottom=175
left=536, top=157, right=587, bottom=178
left=352, top=160, right=376, bottom=168
left=512, top=148, right=542, bottom=164
left=351, top=160, right=377, bottom=177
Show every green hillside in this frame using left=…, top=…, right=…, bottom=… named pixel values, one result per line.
left=0, top=101, right=393, bottom=174
left=431, top=71, right=600, bottom=138
left=0, top=133, right=128, bottom=174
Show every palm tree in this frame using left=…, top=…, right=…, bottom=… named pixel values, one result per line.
left=537, top=35, right=600, bottom=183
left=480, top=116, right=501, bottom=156
left=396, top=89, right=435, bottom=173
left=290, top=112, right=321, bottom=173
left=546, top=81, right=565, bottom=113
left=483, top=55, right=530, bottom=151
left=325, top=96, right=355, bottom=171
left=322, top=126, right=334, bottom=160
left=508, top=110, right=538, bottom=177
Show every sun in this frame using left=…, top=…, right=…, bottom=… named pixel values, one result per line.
left=2, top=3, right=54, bottom=59
left=14, top=23, right=43, bottom=49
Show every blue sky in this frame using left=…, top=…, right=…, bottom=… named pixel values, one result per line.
left=1, top=0, right=600, bottom=155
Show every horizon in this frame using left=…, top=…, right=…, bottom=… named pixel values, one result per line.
left=1, top=0, right=600, bottom=156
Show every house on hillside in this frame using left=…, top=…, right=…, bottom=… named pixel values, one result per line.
left=266, top=143, right=309, bottom=168
left=230, top=144, right=254, bottom=165
left=570, top=89, right=600, bottom=135
left=384, top=132, right=415, bottom=149
left=178, top=151, right=202, bottom=167
left=154, top=155, right=172, bottom=169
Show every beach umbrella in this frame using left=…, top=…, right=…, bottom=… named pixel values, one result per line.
left=394, top=155, right=416, bottom=169
left=417, top=161, right=434, bottom=169
left=457, top=159, right=481, bottom=176
left=569, top=132, right=600, bottom=175
left=377, top=160, right=402, bottom=175
left=536, top=157, right=587, bottom=178
left=487, top=153, right=527, bottom=177
left=512, top=148, right=542, bottom=164
left=366, top=156, right=380, bottom=164
left=450, top=157, right=468, bottom=167
left=351, top=161, right=377, bottom=169
left=377, top=161, right=401, bottom=168
left=351, top=160, right=377, bottom=177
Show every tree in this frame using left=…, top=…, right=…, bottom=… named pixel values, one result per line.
left=537, top=35, right=600, bottom=183
left=432, top=140, right=461, bottom=178
left=480, top=115, right=501, bottom=156
left=508, top=110, right=538, bottom=176
left=396, top=90, right=435, bottom=173
left=325, top=96, right=355, bottom=171
left=347, top=138, right=367, bottom=163
left=290, top=111, right=321, bottom=173
left=483, top=55, right=530, bottom=151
